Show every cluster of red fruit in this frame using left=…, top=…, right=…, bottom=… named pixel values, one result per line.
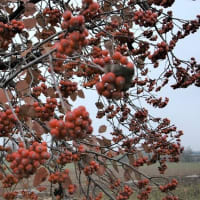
left=147, top=0, right=175, bottom=8
left=84, top=160, right=99, bottom=176
left=33, top=98, right=57, bottom=121
left=68, top=184, right=76, bottom=195
left=137, top=186, right=152, bottom=200
left=6, top=142, right=50, bottom=178
left=0, top=109, right=17, bottom=136
left=81, top=193, right=103, bottom=200
left=162, top=196, right=179, bottom=200
left=133, top=156, right=148, bottom=167
left=116, top=185, right=133, bottom=200
left=57, top=149, right=79, bottom=165
left=32, top=83, right=47, bottom=97
left=96, top=72, right=126, bottom=100
left=56, top=11, right=88, bottom=56
left=82, top=0, right=100, bottom=20
left=48, top=169, right=69, bottom=184
left=146, top=97, right=169, bottom=108
left=60, top=80, right=78, bottom=97
left=148, top=41, right=169, bottom=62
left=133, top=9, right=158, bottom=27
left=43, top=8, right=62, bottom=25
left=110, top=179, right=121, bottom=189
left=138, top=179, right=149, bottom=189
left=159, top=179, right=178, bottom=192
left=134, top=108, right=148, bottom=122
left=49, top=106, right=93, bottom=139
left=2, top=174, right=18, bottom=188
left=0, top=20, right=24, bottom=49
left=3, top=191, right=18, bottom=200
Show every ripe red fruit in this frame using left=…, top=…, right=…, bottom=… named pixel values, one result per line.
left=112, top=51, right=122, bottom=60
left=63, top=11, right=72, bottom=21
left=102, top=72, right=116, bottom=83
left=115, top=76, right=126, bottom=90
left=120, top=56, right=128, bottom=65
left=96, top=82, right=104, bottom=94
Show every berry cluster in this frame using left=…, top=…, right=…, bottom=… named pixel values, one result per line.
left=60, top=80, right=78, bottom=97
left=82, top=0, right=100, bottom=20
left=48, top=169, right=69, bottom=184
left=148, top=42, right=169, bottom=62
left=43, top=8, right=62, bottom=25
left=133, top=9, right=158, bottom=27
left=49, top=106, right=93, bottom=139
left=159, top=179, right=178, bottom=192
left=0, top=109, right=17, bottom=136
left=0, top=20, right=24, bottom=49
left=33, top=98, right=57, bottom=121
left=56, top=11, right=88, bottom=56
left=32, top=83, right=47, bottom=97
left=2, top=174, right=18, bottom=188
left=96, top=72, right=127, bottom=100
left=21, top=191, right=38, bottom=200
left=84, top=161, right=99, bottom=176
left=110, top=179, right=121, bottom=189
left=137, top=186, right=152, bottom=200
left=162, top=196, right=179, bottom=200
left=6, top=142, right=50, bottom=178
left=138, top=179, right=149, bottom=189
left=116, top=185, right=133, bottom=200
left=68, top=184, right=76, bottom=195
left=3, top=192, right=18, bottom=200
left=133, top=156, right=148, bottom=167
left=147, top=0, right=175, bottom=8
left=57, top=149, right=79, bottom=165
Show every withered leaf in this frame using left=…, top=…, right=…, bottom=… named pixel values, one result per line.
left=33, top=167, right=49, bottom=187
left=98, top=125, right=107, bottom=133
left=77, top=89, right=85, bottom=98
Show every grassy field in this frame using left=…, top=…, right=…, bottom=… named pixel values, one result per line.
left=5, top=162, right=200, bottom=199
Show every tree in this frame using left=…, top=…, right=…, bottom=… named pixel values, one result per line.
left=0, top=0, right=199, bottom=199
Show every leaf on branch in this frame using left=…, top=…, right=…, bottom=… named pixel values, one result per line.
left=62, top=176, right=72, bottom=188
left=123, top=167, right=132, bottom=181
left=33, top=167, right=49, bottom=187
left=112, top=161, right=119, bottom=173
left=21, top=47, right=32, bottom=57
left=16, top=80, right=30, bottom=96
left=23, top=18, right=36, bottom=29
left=18, top=104, right=36, bottom=119
left=36, top=13, right=46, bottom=27
left=102, top=1, right=112, bottom=12
left=0, top=89, right=12, bottom=104
left=98, top=125, right=107, bottom=133
left=95, top=102, right=104, bottom=109
left=33, top=121, right=46, bottom=136
left=96, top=165, right=106, bottom=176
left=24, top=3, right=36, bottom=17
left=77, top=89, right=85, bottom=98
left=70, top=92, right=77, bottom=101
left=102, top=137, right=111, bottom=146
left=104, top=40, right=113, bottom=55
left=45, top=87, right=57, bottom=98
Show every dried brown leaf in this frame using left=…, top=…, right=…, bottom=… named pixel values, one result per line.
left=23, top=18, right=36, bottom=29
left=33, top=167, right=48, bottom=187
left=96, top=165, right=106, bottom=176
left=98, top=125, right=107, bottom=133
left=95, top=102, right=104, bottom=109
left=77, top=89, right=85, bottom=98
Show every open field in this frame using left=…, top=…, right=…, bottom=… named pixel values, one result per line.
left=2, top=162, right=200, bottom=199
